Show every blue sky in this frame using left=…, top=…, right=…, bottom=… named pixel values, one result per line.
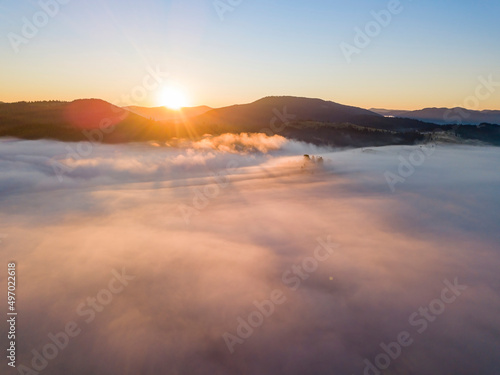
left=1, top=0, right=499, bottom=109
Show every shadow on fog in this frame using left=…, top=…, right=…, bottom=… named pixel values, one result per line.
left=0, top=139, right=499, bottom=375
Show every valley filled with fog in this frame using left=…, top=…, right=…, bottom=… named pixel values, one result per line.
left=1, top=137, right=499, bottom=374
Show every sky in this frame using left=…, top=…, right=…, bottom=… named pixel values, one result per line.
left=1, top=0, right=499, bottom=110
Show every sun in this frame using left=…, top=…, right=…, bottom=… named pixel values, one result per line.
left=159, top=86, right=189, bottom=110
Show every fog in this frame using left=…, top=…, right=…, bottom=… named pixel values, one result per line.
left=1, top=137, right=499, bottom=375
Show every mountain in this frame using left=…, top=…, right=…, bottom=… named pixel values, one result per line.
left=371, top=107, right=500, bottom=125
left=124, top=105, right=212, bottom=121
left=0, top=97, right=498, bottom=147
left=190, top=96, right=382, bottom=134
left=0, top=100, right=159, bottom=142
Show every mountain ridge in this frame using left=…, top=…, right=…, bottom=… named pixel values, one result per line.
left=371, top=107, right=500, bottom=125
left=188, top=96, right=382, bottom=134
left=0, top=97, right=498, bottom=146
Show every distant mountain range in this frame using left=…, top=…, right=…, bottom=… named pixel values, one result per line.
left=0, top=97, right=499, bottom=147
left=371, top=107, right=500, bottom=126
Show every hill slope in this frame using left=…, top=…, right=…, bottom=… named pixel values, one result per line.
left=0, top=100, right=159, bottom=142
left=190, top=96, right=382, bottom=133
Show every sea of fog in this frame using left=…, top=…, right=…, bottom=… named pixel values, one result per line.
left=0, top=136, right=499, bottom=375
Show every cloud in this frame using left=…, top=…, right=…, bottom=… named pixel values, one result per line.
left=1, top=139, right=499, bottom=375
left=188, top=133, right=288, bottom=154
